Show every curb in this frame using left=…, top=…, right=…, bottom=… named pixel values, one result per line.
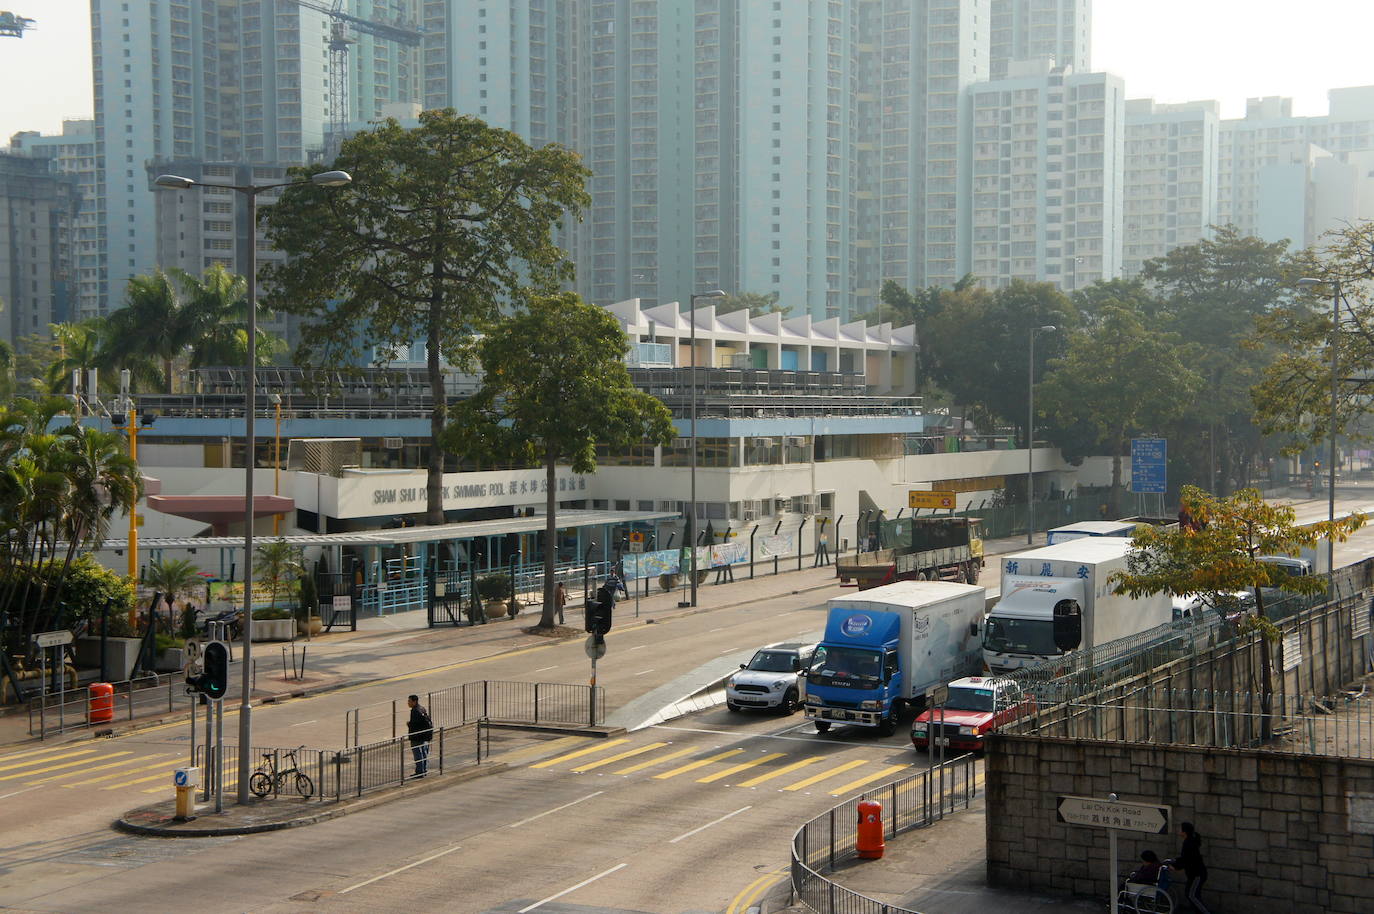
left=114, top=761, right=511, bottom=837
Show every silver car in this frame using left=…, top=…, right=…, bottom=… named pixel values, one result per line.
left=725, top=642, right=817, bottom=714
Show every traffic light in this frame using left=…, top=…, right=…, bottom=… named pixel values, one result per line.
left=585, top=594, right=613, bottom=643
left=189, top=641, right=229, bottom=700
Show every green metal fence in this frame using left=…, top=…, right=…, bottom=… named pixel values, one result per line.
left=882, top=492, right=1162, bottom=542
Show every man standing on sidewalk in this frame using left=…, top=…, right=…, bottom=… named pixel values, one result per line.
left=406, top=694, right=432, bottom=778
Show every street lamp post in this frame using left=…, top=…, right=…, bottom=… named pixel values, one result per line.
left=1027, top=325, right=1057, bottom=544
left=1297, top=277, right=1341, bottom=572
left=683, top=289, right=725, bottom=608
left=154, top=169, right=350, bottom=804
left=270, top=393, right=283, bottom=536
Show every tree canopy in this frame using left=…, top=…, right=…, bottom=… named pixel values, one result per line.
left=261, top=109, right=591, bottom=525
left=716, top=291, right=790, bottom=317
left=445, top=292, right=675, bottom=628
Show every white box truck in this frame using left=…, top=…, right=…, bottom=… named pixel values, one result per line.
left=982, top=537, right=1171, bottom=674
left=804, top=581, right=986, bottom=735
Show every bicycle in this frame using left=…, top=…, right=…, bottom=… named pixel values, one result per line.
left=248, top=746, right=314, bottom=799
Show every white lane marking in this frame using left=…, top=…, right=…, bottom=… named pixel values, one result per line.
left=337, top=844, right=463, bottom=894
left=287, top=719, right=317, bottom=728
left=709, top=627, right=727, bottom=632
left=634, top=669, right=656, bottom=676
left=0, top=786, right=38, bottom=800
left=506, top=791, right=604, bottom=829
left=517, top=863, right=629, bottom=913
left=719, top=648, right=738, bottom=654
left=629, top=644, right=647, bottom=651
left=534, top=666, right=559, bottom=673
left=668, top=805, right=752, bottom=844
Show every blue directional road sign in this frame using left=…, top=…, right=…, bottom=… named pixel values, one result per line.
left=1131, top=438, right=1167, bottom=494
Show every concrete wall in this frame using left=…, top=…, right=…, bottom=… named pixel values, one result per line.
left=985, top=735, right=1374, bottom=913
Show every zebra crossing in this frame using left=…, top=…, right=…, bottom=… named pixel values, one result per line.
left=0, top=741, right=228, bottom=798
left=524, top=732, right=923, bottom=797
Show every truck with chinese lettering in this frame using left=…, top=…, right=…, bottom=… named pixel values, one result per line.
left=836, top=517, right=983, bottom=589
left=981, top=537, right=1170, bottom=674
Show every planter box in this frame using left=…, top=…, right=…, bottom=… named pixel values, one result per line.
left=251, top=619, right=295, bottom=642
left=155, top=648, right=186, bottom=673
left=75, top=636, right=143, bottom=681
left=484, top=601, right=507, bottom=620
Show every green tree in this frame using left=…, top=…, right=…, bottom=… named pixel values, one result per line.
left=144, top=558, right=203, bottom=609
left=1252, top=221, right=1374, bottom=455
left=716, top=291, right=790, bottom=317
left=445, top=292, right=676, bottom=629
left=255, top=538, right=305, bottom=610
left=45, top=320, right=107, bottom=398
left=1142, top=226, right=1297, bottom=492
left=1111, top=486, right=1363, bottom=737
left=261, top=109, right=591, bottom=525
left=1038, top=304, right=1200, bottom=513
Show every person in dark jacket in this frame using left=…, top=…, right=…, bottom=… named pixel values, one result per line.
left=406, top=694, right=432, bottom=778
left=1169, top=821, right=1210, bottom=913
left=1127, top=850, right=1163, bottom=886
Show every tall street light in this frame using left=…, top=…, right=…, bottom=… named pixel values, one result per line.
left=154, top=168, right=351, bottom=804
left=1027, top=325, right=1057, bottom=544
left=1297, top=276, right=1340, bottom=573
left=684, top=289, right=725, bottom=608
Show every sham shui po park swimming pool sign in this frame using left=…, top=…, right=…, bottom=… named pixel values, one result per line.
left=1058, top=794, right=1171, bottom=914
left=908, top=490, right=956, bottom=510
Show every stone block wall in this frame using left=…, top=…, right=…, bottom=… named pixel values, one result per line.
left=985, top=734, right=1374, bottom=913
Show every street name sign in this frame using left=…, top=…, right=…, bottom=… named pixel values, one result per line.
left=1130, top=438, right=1167, bottom=494
left=1057, top=795, right=1170, bottom=834
left=33, top=630, right=73, bottom=648
left=908, top=490, right=956, bottom=510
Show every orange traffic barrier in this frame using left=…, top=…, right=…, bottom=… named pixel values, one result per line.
left=88, top=682, right=114, bottom=724
left=856, top=797, right=884, bottom=859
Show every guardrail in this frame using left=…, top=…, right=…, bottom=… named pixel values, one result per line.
left=28, top=672, right=183, bottom=738
left=790, top=754, right=980, bottom=914
left=344, top=679, right=605, bottom=748
left=197, top=721, right=491, bottom=804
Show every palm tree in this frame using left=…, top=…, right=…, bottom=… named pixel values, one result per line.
left=98, top=269, right=187, bottom=392
left=144, top=557, right=203, bottom=628
left=255, top=538, right=304, bottom=610
left=46, top=320, right=108, bottom=398
left=180, top=264, right=285, bottom=369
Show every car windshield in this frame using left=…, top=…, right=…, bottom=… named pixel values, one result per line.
left=746, top=650, right=796, bottom=673
left=983, top=617, right=1060, bottom=655
left=943, top=687, right=996, bottom=712
left=810, top=646, right=883, bottom=681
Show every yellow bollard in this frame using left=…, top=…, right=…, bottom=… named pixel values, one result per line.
left=174, top=767, right=199, bottom=821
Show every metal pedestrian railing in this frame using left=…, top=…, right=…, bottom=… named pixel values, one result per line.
left=344, top=679, right=605, bottom=748
left=28, top=671, right=183, bottom=738
left=199, top=720, right=491, bottom=804
left=790, top=754, right=980, bottom=914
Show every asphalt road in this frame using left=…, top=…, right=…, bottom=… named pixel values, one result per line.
left=1, top=492, right=1370, bottom=913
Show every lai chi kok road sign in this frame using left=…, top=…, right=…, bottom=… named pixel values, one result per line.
left=1057, top=795, right=1170, bottom=834
left=32, top=630, right=73, bottom=648
left=1130, top=438, right=1167, bottom=494
left=909, top=490, right=957, bottom=510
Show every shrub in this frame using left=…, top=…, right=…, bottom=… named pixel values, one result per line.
left=154, top=633, right=184, bottom=655
left=476, top=573, right=510, bottom=602
left=251, top=607, right=291, bottom=621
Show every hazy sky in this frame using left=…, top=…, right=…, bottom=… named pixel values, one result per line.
left=2, top=1, right=1373, bottom=141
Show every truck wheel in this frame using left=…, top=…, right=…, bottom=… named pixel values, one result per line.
left=780, top=688, right=800, bottom=714
left=963, top=561, right=980, bottom=584
left=815, top=721, right=831, bottom=734
left=877, top=716, right=897, bottom=737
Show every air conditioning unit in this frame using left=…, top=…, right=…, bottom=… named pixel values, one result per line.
left=741, top=500, right=760, bottom=523
left=773, top=497, right=790, bottom=514
left=383, top=437, right=404, bottom=450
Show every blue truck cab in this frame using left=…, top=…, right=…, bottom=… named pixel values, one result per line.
left=803, top=581, right=986, bottom=736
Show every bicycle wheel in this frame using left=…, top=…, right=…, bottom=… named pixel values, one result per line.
left=294, top=772, right=315, bottom=799
left=248, top=771, right=273, bottom=798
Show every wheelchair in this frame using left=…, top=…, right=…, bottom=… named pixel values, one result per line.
left=1117, top=864, right=1176, bottom=913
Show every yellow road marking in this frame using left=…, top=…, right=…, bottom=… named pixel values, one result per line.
left=0, top=744, right=94, bottom=764
left=736, top=755, right=824, bottom=788
left=497, top=736, right=584, bottom=766
left=696, top=752, right=786, bottom=784
left=726, top=868, right=789, bottom=914
left=782, top=759, right=869, bottom=792
left=653, top=748, right=744, bottom=780
left=104, top=766, right=227, bottom=791
left=571, top=742, right=668, bottom=773
left=30, top=753, right=174, bottom=785
left=612, top=745, right=698, bottom=775
left=826, top=763, right=911, bottom=796
left=530, top=739, right=629, bottom=769
left=0, top=747, right=99, bottom=773
left=61, top=757, right=183, bottom=787
left=0, top=751, right=130, bottom=781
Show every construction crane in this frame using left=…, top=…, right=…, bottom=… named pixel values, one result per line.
left=0, top=11, right=35, bottom=38
left=278, top=0, right=423, bottom=157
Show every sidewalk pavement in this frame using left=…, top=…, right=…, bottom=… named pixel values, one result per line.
left=0, top=532, right=1034, bottom=750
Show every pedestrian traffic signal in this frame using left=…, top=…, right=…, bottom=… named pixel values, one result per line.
left=189, top=641, right=229, bottom=700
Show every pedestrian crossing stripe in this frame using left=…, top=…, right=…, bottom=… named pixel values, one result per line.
left=653, top=748, right=744, bottom=779
left=736, top=755, right=824, bottom=788
left=104, top=767, right=215, bottom=791
left=827, top=763, right=911, bottom=796
left=0, top=743, right=94, bottom=765
left=612, top=745, right=699, bottom=775
left=696, top=752, right=786, bottom=784
left=0, top=747, right=99, bottom=774
left=0, top=751, right=132, bottom=781
left=530, top=738, right=630, bottom=769
left=62, top=757, right=182, bottom=788
left=571, top=742, right=668, bottom=773
left=784, top=759, right=869, bottom=792
left=30, top=752, right=175, bottom=785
